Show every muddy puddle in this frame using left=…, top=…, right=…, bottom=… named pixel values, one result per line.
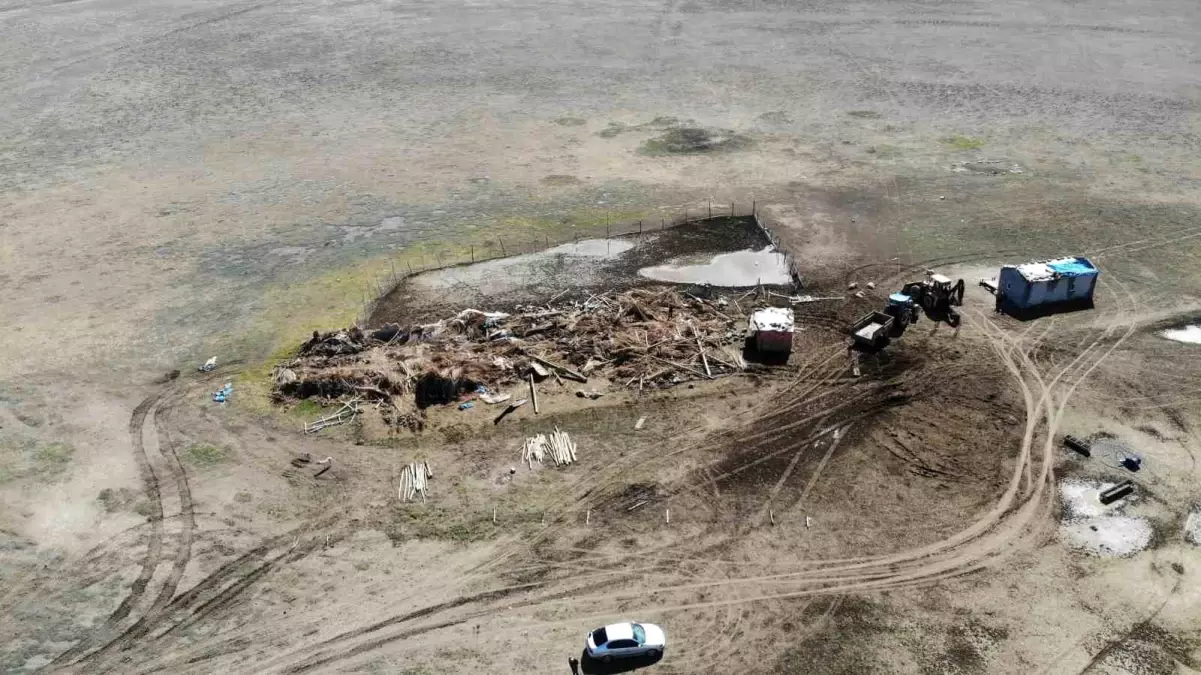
left=1159, top=324, right=1201, bottom=344
left=638, top=246, right=791, bottom=286
left=371, top=215, right=791, bottom=325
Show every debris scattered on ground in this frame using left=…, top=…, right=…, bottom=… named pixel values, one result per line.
left=303, top=399, right=361, bottom=433
left=291, top=452, right=312, bottom=467
left=213, top=382, right=233, bottom=403
left=313, top=456, right=333, bottom=478
left=274, top=288, right=753, bottom=419
left=576, top=389, right=604, bottom=400
left=458, top=401, right=474, bottom=410
left=199, top=357, right=217, bottom=372
left=480, top=392, right=511, bottom=405
left=399, top=461, right=432, bottom=502
left=494, top=398, right=528, bottom=425
left=635, top=416, right=646, bottom=430
left=522, top=429, right=578, bottom=468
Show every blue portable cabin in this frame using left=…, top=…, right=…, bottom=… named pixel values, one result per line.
left=997, top=256, right=1097, bottom=314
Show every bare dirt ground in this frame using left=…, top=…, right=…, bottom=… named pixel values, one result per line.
left=3, top=0, right=1201, bottom=672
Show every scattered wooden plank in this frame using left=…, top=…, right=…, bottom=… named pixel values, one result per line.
left=525, top=353, right=587, bottom=382
left=529, top=374, right=539, bottom=414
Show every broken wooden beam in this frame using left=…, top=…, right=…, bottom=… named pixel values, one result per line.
left=529, top=374, right=539, bottom=414
left=525, top=353, right=587, bottom=382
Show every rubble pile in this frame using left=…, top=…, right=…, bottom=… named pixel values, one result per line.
left=273, top=288, right=751, bottom=412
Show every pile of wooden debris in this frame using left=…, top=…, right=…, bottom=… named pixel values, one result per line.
left=522, top=429, right=578, bottom=468
left=273, top=288, right=751, bottom=413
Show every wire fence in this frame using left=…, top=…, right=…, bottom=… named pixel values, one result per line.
left=358, top=199, right=801, bottom=324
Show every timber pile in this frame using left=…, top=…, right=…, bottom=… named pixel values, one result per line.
left=303, top=398, right=361, bottom=434
left=274, top=288, right=750, bottom=409
left=399, top=461, right=433, bottom=502
left=522, top=429, right=578, bottom=468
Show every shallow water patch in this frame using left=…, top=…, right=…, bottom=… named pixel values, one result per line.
left=638, top=246, right=790, bottom=286
left=1160, top=324, right=1201, bottom=344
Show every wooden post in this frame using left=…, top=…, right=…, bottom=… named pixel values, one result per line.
left=493, top=508, right=497, bottom=524
left=770, top=510, right=775, bottom=526
left=752, top=199, right=756, bottom=216
left=665, top=509, right=670, bottom=524
left=471, top=245, right=474, bottom=262
left=638, top=220, right=643, bottom=236
left=529, top=374, right=539, bottom=414
left=586, top=509, right=591, bottom=525
left=498, top=239, right=506, bottom=256
left=708, top=200, right=712, bottom=218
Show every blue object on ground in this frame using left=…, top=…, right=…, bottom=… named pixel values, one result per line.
left=459, top=401, right=474, bottom=410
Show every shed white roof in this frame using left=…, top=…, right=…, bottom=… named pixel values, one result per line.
left=749, top=307, right=795, bottom=332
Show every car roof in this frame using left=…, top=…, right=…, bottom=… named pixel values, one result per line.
left=602, top=623, right=635, bottom=641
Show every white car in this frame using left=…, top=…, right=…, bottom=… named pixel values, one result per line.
left=585, top=621, right=666, bottom=662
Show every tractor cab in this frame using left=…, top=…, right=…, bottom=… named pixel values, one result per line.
left=884, top=292, right=918, bottom=337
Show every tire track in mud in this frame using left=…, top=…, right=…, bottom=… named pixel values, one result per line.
left=47, top=394, right=165, bottom=668
left=266, top=296, right=1138, bottom=670
left=73, top=521, right=341, bottom=672
left=123, top=259, right=1148, bottom=671
left=70, top=395, right=201, bottom=664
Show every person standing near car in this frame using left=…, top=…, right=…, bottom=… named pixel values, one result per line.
left=568, top=656, right=580, bottom=675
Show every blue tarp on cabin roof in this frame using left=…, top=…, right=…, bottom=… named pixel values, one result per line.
left=1045, top=257, right=1096, bottom=277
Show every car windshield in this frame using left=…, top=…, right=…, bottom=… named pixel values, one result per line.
left=593, top=627, right=608, bottom=645
left=632, top=624, right=646, bottom=644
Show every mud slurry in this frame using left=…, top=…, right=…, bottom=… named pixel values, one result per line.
left=369, top=216, right=777, bottom=325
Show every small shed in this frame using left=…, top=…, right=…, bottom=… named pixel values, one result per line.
left=748, top=307, right=795, bottom=355
left=997, top=256, right=1097, bottom=314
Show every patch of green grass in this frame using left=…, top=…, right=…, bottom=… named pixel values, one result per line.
left=0, top=438, right=74, bottom=484
left=942, top=134, right=985, bottom=151
left=181, top=442, right=229, bottom=468
left=641, top=127, right=753, bottom=155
